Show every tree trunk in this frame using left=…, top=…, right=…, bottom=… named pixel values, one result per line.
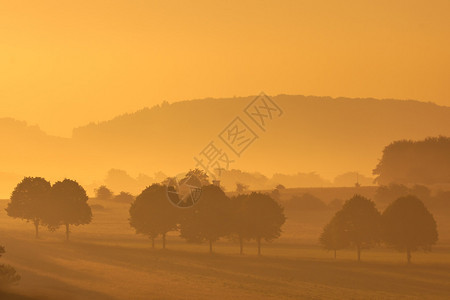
left=407, top=248, right=411, bottom=264
left=357, top=244, right=361, bottom=262
left=162, top=233, right=166, bottom=249
left=34, top=219, right=39, bottom=239
left=239, top=236, right=244, bottom=255
left=151, top=237, right=155, bottom=249
left=257, top=237, right=261, bottom=256
left=209, top=240, right=213, bottom=254
left=334, top=249, right=336, bottom=259
left=65, top=223, right=70, bottom=241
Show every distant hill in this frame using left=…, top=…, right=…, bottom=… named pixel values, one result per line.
left=1, top=95, right=450, bottom=196
left=71, top=95, right=450, bottom=179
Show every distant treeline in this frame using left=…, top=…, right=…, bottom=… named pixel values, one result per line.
left=374, top=136, right=450, bottom=185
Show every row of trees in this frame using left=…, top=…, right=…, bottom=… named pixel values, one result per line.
left=6, top=177, right=92, bottom=241
left=129, top=184, right=286, bottom=254
left=320, top=194, right=438, bottom=263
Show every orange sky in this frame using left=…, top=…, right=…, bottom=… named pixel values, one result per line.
left=1, top=0, right=449, bottom=137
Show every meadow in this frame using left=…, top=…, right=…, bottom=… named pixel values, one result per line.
left=1, top=197, right=450, bottom=300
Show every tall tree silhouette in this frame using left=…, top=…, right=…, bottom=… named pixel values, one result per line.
left=129, top=184, right=179, bottom=249
left=332, top=195, right=381, bottom=261
left=6, top=177, right=51, bottom=238
left=179, top=185, right=231, bottom=253
left=243, top=192, right=285, bottom=255
left=46, top=179, right=92, bottom=241
left=381, top=195, right=438, bottom=264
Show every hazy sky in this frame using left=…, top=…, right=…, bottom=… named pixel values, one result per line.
left=1, top=0, right=449, bottom=137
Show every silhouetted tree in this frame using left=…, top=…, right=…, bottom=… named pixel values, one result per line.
left=95, top=185, right=113, bottom=200
left=381, top=195, right=438, bottom=264
left=114, top=191, right=134, bottom=203
left=332, top=195, right=381, bottom=261
left=129, top=184, right=179, bottom=248
left=184, top=168, right=210, bottom=186
left=46, top=179, right=92, bottom=241
left=243, top=192, right=285, bottom=255
left=275, top=184, right=286, bottom=190
left=319, top=218, right=349, bottom=259
left=235, top=182, right=249, bottom=193
left=6, top=177, right=51, bottom=238
left=0, top=245, right=20, bottom=287
left=179, top=185, right=231, bottom=253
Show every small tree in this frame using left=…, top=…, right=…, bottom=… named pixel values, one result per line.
left=95, top=185, right=114, bottom=200
left=46, top=179, right=92, bottom=241
left=275, top=184, right=286, bottom=190
left=333, top=195, right=381, bottom=261
left=129, top=184, right=179, bottom=248
left=6, top=177, right=51, bottom=238
left=0, top=246, right=21, bottom=287
left=242, top=192, right=286, bottom=255
left=319, top=218, right=349, bottom=259
left=114, top=191, right=135, bottom=203
left=179, top=185, right=231, bottom=253
left=382, top=195, right=438, bottom=264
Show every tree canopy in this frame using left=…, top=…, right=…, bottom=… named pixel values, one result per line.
left=381, top=195, right=438, bottom=263
left=46, top=179, right=92, bottom=241
left=319, top=217, right=349, bottom=259
left=6, top=177, right=51, bottom=238
left=129, top=184, right=179, bottom=248
left=328, top=195, right=381, bottom=261
left=179, top=185, right=231, bottom=253
left=95, top=185, right=114, bottom=200
left=236, top=192, right=286, bottom=255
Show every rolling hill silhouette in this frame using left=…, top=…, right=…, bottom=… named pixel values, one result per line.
left=1, top=95, right=450, bottom=196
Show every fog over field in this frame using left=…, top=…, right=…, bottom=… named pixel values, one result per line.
left=2, top=1, right=450, bottom=299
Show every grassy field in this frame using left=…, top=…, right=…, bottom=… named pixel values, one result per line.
left=1, top=199, right=450, bottom=300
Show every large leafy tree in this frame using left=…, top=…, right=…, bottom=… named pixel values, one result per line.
left=332, top=195, right=381, bottom=261
left=240, top=192, right=286, bottom=255
left=46, top=179, right=92, bottom=241
left=129, top=184, right=179, bottom=248
left=179, top=185, right=231, bottom=253
left=6, top=177, right=51, bottom=238
left=381, top=195, right=438, bottom=263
